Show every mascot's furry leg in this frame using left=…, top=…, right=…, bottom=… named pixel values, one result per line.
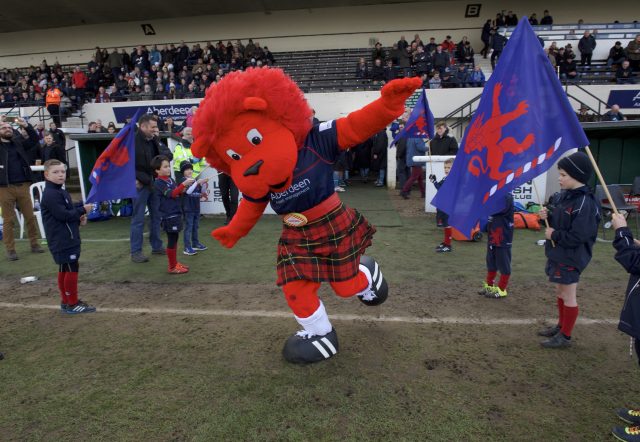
left=282, top=257, right=388, bottom=364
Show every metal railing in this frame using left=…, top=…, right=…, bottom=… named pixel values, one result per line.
left=1, top=100, right=87, bottom=128
left=440, top=93, right=482, bottom=139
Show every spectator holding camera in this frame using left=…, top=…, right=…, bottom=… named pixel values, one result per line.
left=0, top=116, right=45, bottom=260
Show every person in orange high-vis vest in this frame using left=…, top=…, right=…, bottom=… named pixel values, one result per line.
left=46, top=86, right=62, bottom=127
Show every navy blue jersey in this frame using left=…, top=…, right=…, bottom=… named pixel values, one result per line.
left=177, top=177, right=201, bottom=214
left=41, top=180, right=85, bottom=257
left=154, top=176, right=183, bottom=219
left=545, top=186, right=601, bottom=272
left=613, top=227, right=640, bottom=339
left=487, top=193, right=514, bottom=247
left=246, top=121, right=339, bottom=215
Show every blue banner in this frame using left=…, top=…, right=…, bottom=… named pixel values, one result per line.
left=431, top=18, right=589, bottom=236
left=87, top=110, right=142, bottom=203
left=392, top=89, right=435, bottom=144
left=607, top=90, right=640, bottom=109
left=112, top=103, right=199, bottom=123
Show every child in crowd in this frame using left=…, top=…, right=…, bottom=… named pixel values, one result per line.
left=480, top=193, right=514, bottom=298
left=152, top=155, right=194, bottom=274
left=538, top=151, right=601, bottom=348
left=178, top=161, right=208, bottom=256
left=610, top=213, right=640, bottom=441
left=429, top=157, right=454, bottom=253
left=40, top=159, right=96, bottom=313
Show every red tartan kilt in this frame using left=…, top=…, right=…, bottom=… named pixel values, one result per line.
left=276, top=204, right=376, bottom=286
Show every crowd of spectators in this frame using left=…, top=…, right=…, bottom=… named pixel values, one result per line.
left=0, top=39, right=276, bottom=113
left=355, top=33, right=488, bottom=89
left=0, top=13, right=638, bottom=118
left=352, top=9, right=556, bottom=88
left=542, top=34, right=640, bottom=83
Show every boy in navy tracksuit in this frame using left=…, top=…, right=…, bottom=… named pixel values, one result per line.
left=480, top=193, right=514, bottom=298
left=152, top=155, right=193, bottom=274
left=40, top=159, right=96, bottom=313
left=429, top=157, right=454, bottom=253
left=177, top=160, right=208, bottom=256
left=538, top=152, right=601, bottom=348
left=610, top=213, right=640, bottom=441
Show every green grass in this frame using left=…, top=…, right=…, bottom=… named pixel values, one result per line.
left=0, top=184, right=635, bottom=441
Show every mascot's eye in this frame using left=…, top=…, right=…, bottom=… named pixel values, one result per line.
left=246, top=129, right=263, bottom=145
left=226, top=149, right=242, bottom=161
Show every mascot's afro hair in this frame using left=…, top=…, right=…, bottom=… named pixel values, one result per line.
left=192, top=67, right=313, bottom=170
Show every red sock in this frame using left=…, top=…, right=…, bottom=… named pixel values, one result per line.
left=556, top=298, right=564, bottom=327
left=498, top=274, right=510, bottom=290
left=64, top=272, right=79, bottom=306
left=57, top=272, right=67, bottom=304
left=561, top=305, right=579, bottom=338
left=486, top=271, right=497, bottom=286
left=167, top=247, right=177, bottom=269
left=444, top=227, right=452, bottom=246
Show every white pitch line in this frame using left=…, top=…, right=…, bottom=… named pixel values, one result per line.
left=0, top=302, right=619, bottom=326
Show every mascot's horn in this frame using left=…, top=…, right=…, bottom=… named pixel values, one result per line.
left=244, top=97, right=268, bottom=111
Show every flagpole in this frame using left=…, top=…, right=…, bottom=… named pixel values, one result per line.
left=426, top=140, right=434, bottom=177
left=585, top=146, right=619, bottom=214
left=532, top=180, right=555, bottom=247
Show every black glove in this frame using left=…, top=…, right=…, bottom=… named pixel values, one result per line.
left=428, top=174, right=437, bottom=183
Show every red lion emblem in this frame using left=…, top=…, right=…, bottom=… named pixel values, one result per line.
left=489, top=226, right=504, bottom=246
left=465, top=82, right=535, bottom=181
left=92, top=136, right=130, bottom=183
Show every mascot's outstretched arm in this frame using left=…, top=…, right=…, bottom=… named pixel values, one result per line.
left=336, top=77, right=422, bottom=149
left=212, top=199, right=268, bottom=248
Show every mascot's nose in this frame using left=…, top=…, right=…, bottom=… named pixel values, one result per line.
left=243, top=160, right=264, bottom=177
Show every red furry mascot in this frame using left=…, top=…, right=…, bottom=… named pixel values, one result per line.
left=192, top=67, right=420, bottom=363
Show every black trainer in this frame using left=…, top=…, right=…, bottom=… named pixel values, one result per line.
left=537, top=324, right=561, bottom=337
left=64, top=300, right=97, bottom=314
left=282, top=329, right=339, bottom=364
left=357, top=255, right=388, bottom=306
left=541, top=332, right=571, bottom=348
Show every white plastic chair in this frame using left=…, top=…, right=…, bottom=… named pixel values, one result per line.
left=0, top=208, right=24, bottom=239
left=15, top=208, right=25, bottom=239
left=30, top=181, right=46, bottom=239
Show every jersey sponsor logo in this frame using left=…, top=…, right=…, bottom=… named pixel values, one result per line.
left=318, top=120, right=334, bottom=132
left=270, top=178, right=311, bottom=203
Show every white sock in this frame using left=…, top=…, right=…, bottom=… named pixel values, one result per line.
left=295, top=301, right=332, bottom=336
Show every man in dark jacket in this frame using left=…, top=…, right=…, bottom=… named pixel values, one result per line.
left=41, top=133, right=67, bottom=165
left=490, top=30, right=508, bottom=70
left=429, top=122, right=459, bottom=155
left=607, top=41, right=627, bottom=67
left=578, top=31, right=597, bottom=66
left=395, top=131, right=410, bottom=189
left=0, top=116, right=45, bottom=260
left=370, top=130, right=388, bottom=187
left=130, top=113, right=173, bottom=263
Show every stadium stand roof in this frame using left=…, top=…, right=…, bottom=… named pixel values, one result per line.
left=1, top=0, right=429, bottom=32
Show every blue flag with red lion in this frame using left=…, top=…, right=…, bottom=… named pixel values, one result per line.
left=431, top=18, right=589, bottom=236
left=392, top=88, right=435, bottom=144
left=86, top=110, right=142, bottom=203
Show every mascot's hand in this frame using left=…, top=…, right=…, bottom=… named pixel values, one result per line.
left=210, top=199, right=267, bottom=249
left=336, top=76, right=422, bottom=149
left=212, top=226, right=242, bottom=248
left=381, top=77, right=423, bottom=111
